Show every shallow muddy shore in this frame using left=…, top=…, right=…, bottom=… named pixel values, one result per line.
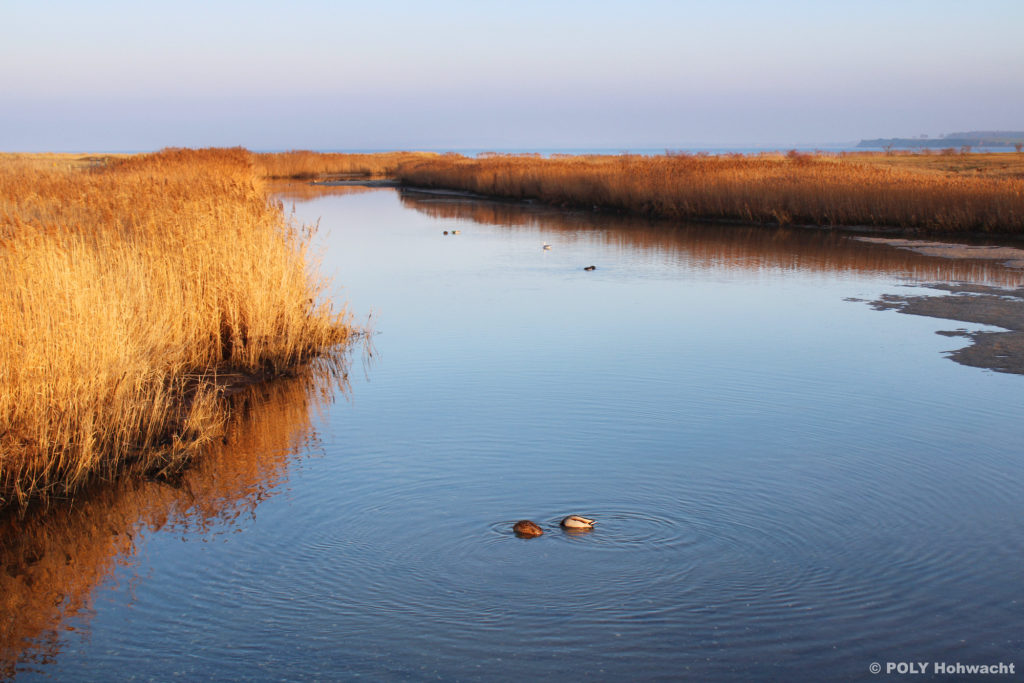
left=865, top=284, right=1024, bottom=375
left=853, top=238, right=1024, bottom=375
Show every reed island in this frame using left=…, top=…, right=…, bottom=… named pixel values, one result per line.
left=393, top=151, right=1024, bottom=235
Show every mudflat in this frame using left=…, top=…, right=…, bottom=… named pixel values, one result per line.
left=867, top=283, right=1024, bottom=375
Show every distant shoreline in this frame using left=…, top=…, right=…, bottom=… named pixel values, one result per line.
left=858, top=130, right=1024, bottom=150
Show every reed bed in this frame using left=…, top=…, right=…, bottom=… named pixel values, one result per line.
left=0, top=152, right=129, bottom=172
left=841, top=150, right=1024, bottom=181
left=0, top=148, right=353, bottom=509
left=395, top=153, right=1024, bottom=234
left=254, top=150, right=437, bottom=179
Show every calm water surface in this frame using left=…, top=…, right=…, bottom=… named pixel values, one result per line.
left=5, top=188, right=1023, bottom=680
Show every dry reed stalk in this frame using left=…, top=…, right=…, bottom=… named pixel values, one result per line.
left=0, top=148, right=353, bottom=508
left=394, top=153, right=1024, bottom=234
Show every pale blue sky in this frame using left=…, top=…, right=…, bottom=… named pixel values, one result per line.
left=2, top=0, right=1022, bottom=151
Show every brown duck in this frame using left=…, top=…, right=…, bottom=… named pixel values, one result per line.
left=512, top=520, right=544, bottom=537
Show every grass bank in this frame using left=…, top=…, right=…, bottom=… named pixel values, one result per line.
left=394, top=152, right=1024, bottom=235
left=0, top=148, right=353, bottom=509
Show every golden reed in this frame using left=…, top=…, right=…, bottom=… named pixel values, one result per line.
left=395, top=152, right=1024, bottom=234
left=0, top=148, right=353, bottom=509
left=253, top=150, right=437, bottom=179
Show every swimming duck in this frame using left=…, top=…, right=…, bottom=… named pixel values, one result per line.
left=542, top=243, right=552, bottom=250
left=513, top=520, right=544, bottom=537
left=560, top=515, right=595, bottom=530
left=443, top=230, right=449, bottom=235
left=452, top=230, right=461, bottom=234
left=584, top=265, right=596, bottom=271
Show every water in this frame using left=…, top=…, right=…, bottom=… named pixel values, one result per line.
left=3, top=187, right=1023, bottom=680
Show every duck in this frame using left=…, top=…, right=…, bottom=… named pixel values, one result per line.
left=443, top=230, right=449, bottom=235
left=542, top=243, right=552, bottom=250
left=452, top=230, right=461, bottom=234
left=584, top=265, right=596, bottom=271
left=560, top=515, right=595, bottom=530
left=513, top=520, right=544, bottom=537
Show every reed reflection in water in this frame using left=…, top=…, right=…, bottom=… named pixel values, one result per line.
left=269, top=180, right=381, bottom=203
left=0, top=364, right=347, bottom=679
left=399, top=191, right=1024, bottom=288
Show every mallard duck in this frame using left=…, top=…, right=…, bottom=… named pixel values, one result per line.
left=513, top=520, right=544, bottom=537
left=542, top=243, right=552, bottom=250
left=584, top=265, right=596, bottom=271
left=560, top=515, right=595, bottom=529
left=452, top=230, right=461, bottom=234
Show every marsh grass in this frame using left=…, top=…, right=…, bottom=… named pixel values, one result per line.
left=0, top=148, right=353, bottom=509
left=254, top=150, right=437, bottom=179
left=841, top=150, right=1024, bottom=180
left=395, top=153, right=1024, bottom=234
left=0, top=152, right=130, bottom=173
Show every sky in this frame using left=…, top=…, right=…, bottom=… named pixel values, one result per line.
left=2, top=0, right=1023, bottom=151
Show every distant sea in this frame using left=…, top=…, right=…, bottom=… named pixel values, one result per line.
left=306, top=146, right=862, bottom=157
